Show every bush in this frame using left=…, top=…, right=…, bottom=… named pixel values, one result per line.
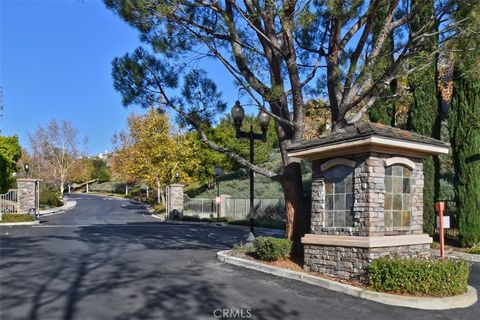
left=40, top=189, right=63, bottom=208
left=368, top=256, right=470, bottom=296
left=467, top=243, right=480, bottom=254
left=253, top=236, right=292, bottom=261
left=1, top=213, right=34, bottom=223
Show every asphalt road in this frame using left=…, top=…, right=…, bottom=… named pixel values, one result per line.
left=0, top=194, right=478, bottom=320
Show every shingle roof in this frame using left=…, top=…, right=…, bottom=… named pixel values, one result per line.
left=288, top=122, right=449, bottom=152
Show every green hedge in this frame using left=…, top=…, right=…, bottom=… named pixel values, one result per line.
left=368, top=256, right=470, bottom=296
left=40, top=189, right=63, bottom=208
left=0, top=213, right=34, bottom=223
left=467, top=243, right=480, bottom=254
left=253, top=236, right=292, bottom=261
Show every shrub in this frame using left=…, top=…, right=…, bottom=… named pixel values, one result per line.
left=253, top=236, right=292, bottom=261
left=467, top=243, right=480, bottom=254
left=368, top=256, right=470, bottom=296
left=1, top=213, right=34, bottom=223
left=179, top=215, right=201, bottom=222
left=40, top=189, right=63, bottom=208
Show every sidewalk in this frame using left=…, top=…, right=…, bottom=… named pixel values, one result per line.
left=431, top=249, right=480, bottom=263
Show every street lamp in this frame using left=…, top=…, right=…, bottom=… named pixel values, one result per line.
left=24, top=163, right=30, bottom=178
left=231, top=101, right=270, bottom=243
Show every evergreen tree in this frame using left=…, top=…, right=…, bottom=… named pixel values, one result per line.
left=408, top=0, right=439, bottom=236
left=449, top=1, right=480, bottom=246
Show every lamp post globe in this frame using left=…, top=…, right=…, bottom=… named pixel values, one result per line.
left=257, top=110, right=270, bottom=134
left=231, top=100, right=245, bottom=129
left=24, top=163, right=30, bottom=178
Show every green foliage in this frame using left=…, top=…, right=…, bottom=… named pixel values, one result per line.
left=39, top=189, right=63, bottom=208
left=450, top=70, right=480, bottom=247
left=368, top=256, right=470, bottom=296
left=0, top=136, right=22, bottom=193
left=0, top=214, right=34, bottom=223
left=91, top=158, right=110, bottom=182
left=467, top=243, right=480, bottom=254
left=408, top=0, right=439, bottom=236
left=253, top=237, right=292, bottom=261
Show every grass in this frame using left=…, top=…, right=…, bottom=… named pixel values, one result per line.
left=0, top=213, right=35, bottom=223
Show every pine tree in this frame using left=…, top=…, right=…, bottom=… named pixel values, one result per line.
left=408, top=0, right=439, bottom=235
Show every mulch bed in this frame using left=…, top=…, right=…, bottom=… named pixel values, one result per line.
left=229, top=250, right=367, bottom=289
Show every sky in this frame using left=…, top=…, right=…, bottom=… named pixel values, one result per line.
left=0, top=0, right=239, bottom=156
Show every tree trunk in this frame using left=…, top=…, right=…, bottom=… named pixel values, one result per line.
left=125, top=183, right=128, bottom=195
left=60, top=173, right=65, bottom=195
left=282, top=162, right=308, bottom=256
left=157, top=180, right=161, bottom=204
left=86, top=182, right=89, bottom=193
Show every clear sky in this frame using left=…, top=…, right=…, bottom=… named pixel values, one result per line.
left=0, top=0, right=239, bottom=156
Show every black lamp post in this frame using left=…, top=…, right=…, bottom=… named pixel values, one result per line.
left=24, top=163, right=30, bottom=178
left=231, top=101, right=270, bottom=242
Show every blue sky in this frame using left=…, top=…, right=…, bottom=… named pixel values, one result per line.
left=1, top=0, right=238, bottom=155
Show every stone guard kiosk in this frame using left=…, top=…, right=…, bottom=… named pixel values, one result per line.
left=287, top=122, right=449, bottom=280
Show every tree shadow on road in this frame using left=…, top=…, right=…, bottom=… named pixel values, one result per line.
left=0, top=223, right=301, bottom=320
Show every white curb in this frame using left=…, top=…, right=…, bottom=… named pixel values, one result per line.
left=217, top=250, right=478, bottom=310
left=0, top=220, right=40, bottom=226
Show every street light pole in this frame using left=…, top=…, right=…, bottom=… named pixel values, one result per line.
left=231, top=101, right=270, bottom=242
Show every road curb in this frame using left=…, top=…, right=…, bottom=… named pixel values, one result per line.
left=217, top=250, right=478, bottom=310
left=39, top=200, right=77, bottom=217
left=431, top=249, right=480, bottom=263
left=0, top=220, right=40, bottom=226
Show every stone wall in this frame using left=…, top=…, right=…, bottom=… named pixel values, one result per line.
left=304, top=243, right=431, bottom=281
left=310, top=152, right=424, bottom=237
left=17, top=179, right=38, bottom=214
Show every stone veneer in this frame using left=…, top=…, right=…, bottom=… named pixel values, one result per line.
left=167, top=184, right=184, bottom=218
left=17, top=179, right=38, bottom=214
left=310, top=152, right=424, bottom=236
left=303, top=152, right=431, bottom=280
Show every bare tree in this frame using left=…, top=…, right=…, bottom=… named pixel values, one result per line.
left=29, top=120, right=80, bottom=194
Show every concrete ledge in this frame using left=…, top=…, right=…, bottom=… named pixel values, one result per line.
left=217, top=250, right=478, bottom=310
left=0, top=220, right=40, bottom=226
left=39, top=199, right=77, bottom=216
left=301, top=233, right=432, bottom=248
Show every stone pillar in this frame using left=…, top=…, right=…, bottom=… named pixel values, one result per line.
left=167, top=184, right=184, bottom=219
left=218, top=195, right=231, bottom=217
left=17, top=179, right=38, bottom=214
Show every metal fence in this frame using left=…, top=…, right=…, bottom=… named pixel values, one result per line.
left=183, top=195, right=216, bottom=217
left=0, top=189, right=18, bottom=216
left=224, top=198, right=285, bottom=220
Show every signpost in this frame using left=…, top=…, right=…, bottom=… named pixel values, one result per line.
left=435, top=201, right=447, bottom=258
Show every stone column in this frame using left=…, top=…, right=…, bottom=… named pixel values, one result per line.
left=168, top=184, right=184, bottom=219
left=219, top=195, right=231, bottom=217
left=17, top=179, right=38, bottom=214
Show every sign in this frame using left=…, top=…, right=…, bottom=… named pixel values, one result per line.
left=436, top=215, right=450, bottom=229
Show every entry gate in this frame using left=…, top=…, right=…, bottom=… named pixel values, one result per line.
left=183, top=194, right=215, bottom=217
left=0, top=190, right=18, bottom=218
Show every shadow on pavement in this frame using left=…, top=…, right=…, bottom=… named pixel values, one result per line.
left=0, top=223, right=300, bottom=320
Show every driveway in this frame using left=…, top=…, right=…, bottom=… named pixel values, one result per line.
left=0, top=194, right=478, bottom=320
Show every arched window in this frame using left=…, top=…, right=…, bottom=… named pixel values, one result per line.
left=324, top=165, right=354, bottom=227
left=385, top=165, right=412, bottom=227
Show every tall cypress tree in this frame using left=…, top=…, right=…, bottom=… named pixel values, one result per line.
left=449, top=2, right=480, bottom=247
left=368, top=6, right=396, bottom=126
left=408, top=0, right=439, bottom=235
